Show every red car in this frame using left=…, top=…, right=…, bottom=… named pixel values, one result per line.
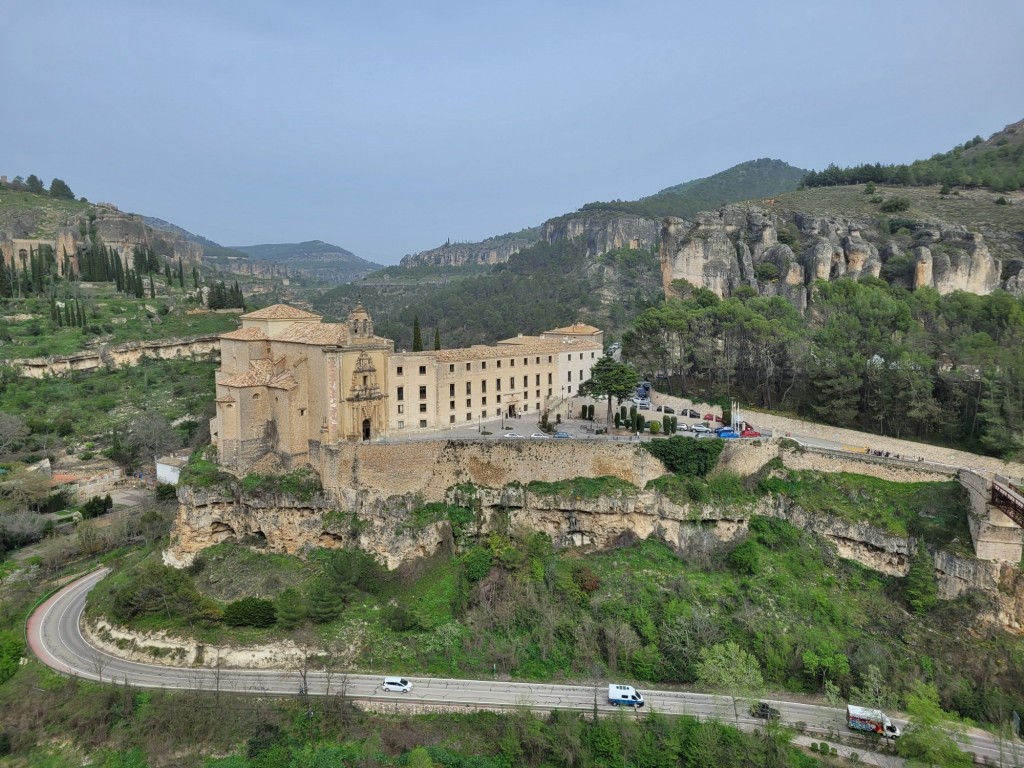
left=740, top=429, right=761, bottom=438
left=702, top=413, right=715, bottom=421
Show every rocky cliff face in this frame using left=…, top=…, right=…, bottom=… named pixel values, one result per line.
left=0, top=204, right=202, bottom=271
left=401, top=229, right=540, bottom=268
left=542, top=213, right=661, bottom=256
left=660, top=204, right=1021, bottom=304
left=168, top=469, right=1024, bottom=631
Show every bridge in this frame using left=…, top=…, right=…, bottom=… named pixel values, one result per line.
left=992, top=478, right=1024, bottom=529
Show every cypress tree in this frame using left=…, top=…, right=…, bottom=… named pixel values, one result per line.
left=192, top=266, right=199, bottom=289
left=63, top=302, right=71, bottom=327
left=149, top=273, right=155, bottom=298
left=434, top=329, right=441, bottom=350
left=177, top=261, right=184, bottom=288
left=77, top=300, right=86, bottom=328
left=412, top=315, right=423, bottom=352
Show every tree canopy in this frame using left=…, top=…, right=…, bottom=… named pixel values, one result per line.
left=577, top=356, right=638, bottom=427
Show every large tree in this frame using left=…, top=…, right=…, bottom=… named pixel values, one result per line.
left=48, top=178, right=74, bottom=200
left=577, top=356, right=638, bottom=429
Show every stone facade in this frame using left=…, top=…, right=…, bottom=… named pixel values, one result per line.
left=211, top=304, right=603, bottom=473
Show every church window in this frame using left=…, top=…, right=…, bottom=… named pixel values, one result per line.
left=252, top=393, right=260, bottom=400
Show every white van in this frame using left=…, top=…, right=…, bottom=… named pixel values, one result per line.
left=382, top=677, right=413, bottom=693
left=608, top=683, right=644, bottom=707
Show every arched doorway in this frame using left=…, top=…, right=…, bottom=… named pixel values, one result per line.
left=362, top=419, right=371, bottom=441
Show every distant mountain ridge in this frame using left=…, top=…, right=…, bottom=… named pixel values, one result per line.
left=232, top=240, right=383, bottom=284
left=141, top=216, right=249, bottom=261
left=401, top=160, right=807, bottom=267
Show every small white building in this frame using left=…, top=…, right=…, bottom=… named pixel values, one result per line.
left=155, top=454, right=189, bottom=485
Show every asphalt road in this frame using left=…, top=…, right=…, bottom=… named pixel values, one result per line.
left=28, top=570, right=1024, bottom=767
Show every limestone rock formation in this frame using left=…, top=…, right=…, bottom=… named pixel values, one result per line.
left=401, top=229, right=540, bottom=268
left=659, top=203, right=1020, bottom=307
left=542, top=213, right=660, bottom=256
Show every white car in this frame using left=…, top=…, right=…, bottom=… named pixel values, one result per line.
left=529, top=432, right=551, bottom=439
left=691, top=424, right=712, bottom=433
left=382, top=677, right=413, bottom=693
left=502, top=432, right=524, bottom=439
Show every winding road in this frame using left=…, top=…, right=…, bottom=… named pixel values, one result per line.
left=27, top=569, right=1023, bottom=767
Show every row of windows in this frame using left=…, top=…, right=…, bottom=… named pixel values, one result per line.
left=395, top=354, right=590, bottom=378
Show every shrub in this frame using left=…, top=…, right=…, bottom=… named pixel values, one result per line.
left=642, top=436, right=724, bottom=477
left=383, top=604, right=419, bottom=632
left=223, top=597, right=277, bottom=628
left=755, top=262, right=779, bottom=281
left=864, top=181, right=876, bottom=194
left=155, top=482, right=178, bottom=500
left=995, top=196, right=1008, bottom=205
left=880, top=196, right=911, bottom=213
left=649, top=421, right=661, bottom=435
left=462, top=546, right=493, bottom=582
left=727, top=539, right=762, bottom=575
left=571, top=562, right=601, bottom=594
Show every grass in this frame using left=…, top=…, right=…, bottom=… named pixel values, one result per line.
left=0, top=290, right=240, bottom=360
left=759, top=469, right=973, bottom=551
left=526, top=475, right=637, bottom=499
left=773, top=183, right=1024, bottom=235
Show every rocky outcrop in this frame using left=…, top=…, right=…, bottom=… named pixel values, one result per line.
left=659, top=203, right=1020, bottom=306
left=401, top=229, right=540, bottom=268
left=543, top=213, right=661, bottom=256
left=1, top=205, right=202, bottom=274
left=13, top=334, right=222, bottom=378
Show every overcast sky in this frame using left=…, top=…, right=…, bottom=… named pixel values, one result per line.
left=4, top=1, right=1023, bottom=264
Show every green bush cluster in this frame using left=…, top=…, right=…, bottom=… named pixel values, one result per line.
left=642, top=436, right=725, bottom=476
left=223, top=597, right=276, bottom=628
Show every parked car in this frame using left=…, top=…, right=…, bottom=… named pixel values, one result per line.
left=554, top=431, right=574, bottom=439
left=684, top=409, right=700, bottom=418
left=750, top=702, right=781, bottom=720
left=676, top=422, right=690, bottom=431
left=717, top=429, right=739, bottom=439
left=713, top=425, right=733, bottom=435
left=655, top=405, right=675, bottom=414
left=382, top=677, right=413, bottom=693
left=702, top=413, right=715, bottom=421
left=740, top=428, right=761, bottom=438
left=529, top=432, right=551, bottom=439
left=696, top=431, right=716, bottom=438
left=691, top=424, right=712, bottom=433
left=502, top=432, right=524, bottom=439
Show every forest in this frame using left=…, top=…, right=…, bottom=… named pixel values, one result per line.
left=624, top=279, right=1024, bottom=459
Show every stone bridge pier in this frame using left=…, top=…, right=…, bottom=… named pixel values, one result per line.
left=960, top=469, right=1024, bottom=563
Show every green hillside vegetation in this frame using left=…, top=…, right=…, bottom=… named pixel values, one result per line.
left=801, top=120, right=1024, bottom=192
left=319, top=239, right=663, bottom=349
left=566, top=159, right=807, bottom=221
left=0, top=186, right=92, bottom=239
left=232, top=240, right=383, bottom=273
left=625, top=279, right=1024, bottom=459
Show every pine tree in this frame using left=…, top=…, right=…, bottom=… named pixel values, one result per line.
left=412, top=315, right=423, bottom=352
left=434, top=329, right=441, bottom=350
left=149, top=273, right=155, bottom=299
left=177, top=261, right=184, bottom=288
left=275, top=588, right=306, bottom=629
left=306, top=581, right=343, bottom=624
left=192, top=266, right=199, bottom=290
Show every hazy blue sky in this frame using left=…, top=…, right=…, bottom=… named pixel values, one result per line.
left=4, top=1, right=1023, bottom=264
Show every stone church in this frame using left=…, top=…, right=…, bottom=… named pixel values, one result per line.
left=211, top=304, right=603, bottom=472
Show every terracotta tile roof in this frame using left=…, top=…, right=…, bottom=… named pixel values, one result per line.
left=51, top=473, right=79, bottom=484
left=273, top=322, right=351, bottom=346
left=219, top=359, right=274, bottom=388
left=220, top=327, right=269, bottom=341
left=545, top=323, right=602, bottom=335
left=214, top=395, right=237, bottom=403
left=240, top=304, right=321, bottom=320
left=433, top=337, right=600, bottom=363
left=219, top=359, right=300, bottom=391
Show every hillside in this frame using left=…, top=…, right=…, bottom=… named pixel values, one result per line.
left=399, top=226, right=541, bottom=268
left=232, top=240, right=382, bottom=284
left=802, top=118, right=1024, bottom=191
left=573, top=158, right=807, bottom=220
left=141, top=215, right=249, bottom=261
